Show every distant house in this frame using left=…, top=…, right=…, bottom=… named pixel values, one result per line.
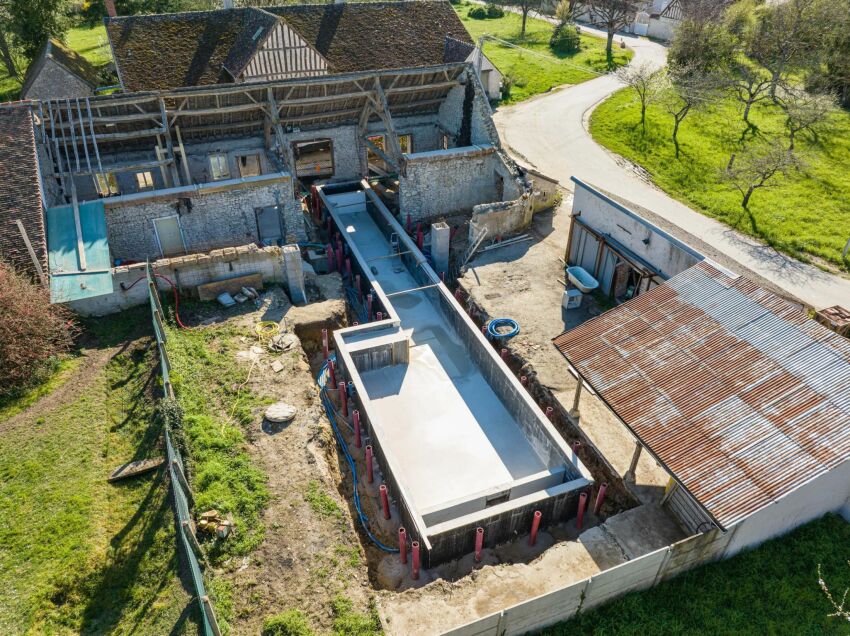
left=20, top=39, right=102, bottom=100
left=105, top=2, right=478, bottom=92
left=0, top=105, right=47, bottom=282
left=647, top=0, right=684, bottom=42
left=443, top=36, right=502, bottom=101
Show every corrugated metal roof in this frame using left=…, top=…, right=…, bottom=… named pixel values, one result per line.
left=553, top=261, right=850, bottom=529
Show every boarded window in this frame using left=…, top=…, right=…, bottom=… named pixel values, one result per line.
left=238, top=154, right=262, bottom=178
left=94, top=172, right=118, bottom=196
left=208, top=153, right=230, bottom=180
left=293, top=139, right=333, bottom=177
left=256, top=206, right=282, bottom=244
left=153, top=216, right=186, bottom=257
left=135, top=171, right=154, bottom=191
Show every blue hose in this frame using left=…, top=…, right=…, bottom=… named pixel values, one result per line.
left=487, top=318, right=520, bottom=340
left=316, top=357, right=398, bottom=553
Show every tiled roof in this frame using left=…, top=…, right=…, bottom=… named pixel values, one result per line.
left=553, top=261, right=850, bottom=530
left=0, top=106, right=46, bottom=278
left=107, top=2, right=473, bottom=92
left=21, top=39, right=103, bottom=97
left=443, top=36, right=475, bottom=63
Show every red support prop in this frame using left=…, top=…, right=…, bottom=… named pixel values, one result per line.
left=326, top=245, right=335, bottom=272
left=594, top=483, right=608, bottom=515
left=577, top=492, right=588, bottom=530
left=338, top=381, right=348, bottom=417
left=322, top=329, right=329, bottom=359
left=336, top=245, right=344, bottom=273
left=545, top=406, right=554, bottom=420
left=353, top=409, right=362, bottom=448
left=398, top=527, right=407, bottom=564
left=406, top=212, right=412, bottom=233
left=377, top=311, right=383, bottom=321
left=411, top=541, right=420, bottom=580
left=416, top=224, right=424, bottom=250
left=482, top=324, right=488, bottom=337
left=367, top=294, right=373, bottom=321
left=474, top=527, right=484, bottom=562
left=346, top=258, right=352, bottom=280
left=380, top=484, right=391, bottom=520
left=572, top=440, right=581, bottom=454
left=500, top=348, right=508, bottom=361
left=365, top=445, right=374, bottom=484
left=327, top=359, right=336, bottom=388
left=529, top=510, right=542, bottom=546
left=454, top=288, right=463, bottom=301
left=356, top=274, right=362, bottom=302
left=520, top=375, right=528, bottom=386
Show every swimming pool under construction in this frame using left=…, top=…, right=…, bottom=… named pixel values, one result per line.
left=317, top=180, right=592, bottom=566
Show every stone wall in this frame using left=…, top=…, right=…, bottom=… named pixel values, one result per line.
left=104, top=177, right=303, bottom=262
left=22, top=59, right=93, bottom=100
left=471, top=197, right=532, bottom=239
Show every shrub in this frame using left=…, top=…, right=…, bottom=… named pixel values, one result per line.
left=550, top=23, right=582, bottom=54
left=0, top=261, right=76, bottom=399
left=262, top=610, right=315, bottom=636
left=468, top=6, right=487, bottom=19
left=486, top=3, right=505, bottom=18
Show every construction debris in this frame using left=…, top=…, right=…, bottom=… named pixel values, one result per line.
left=108, top=457, right=164, bottom=482
left=197, top=509, right=233, bottom=538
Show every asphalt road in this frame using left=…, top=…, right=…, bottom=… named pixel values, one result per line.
left=493, top=27, right=850, bottom=309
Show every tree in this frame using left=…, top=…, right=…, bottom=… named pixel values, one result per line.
left=554, top=0, right=580, bottom=26
left=805, top=0, right=850, bottom=108
left=0, top=260, right=77, bottom=399
left=662, top=65, right=717, bottom=158
left=728, top=63, right=772, bottom=132
left=3, top=0, right=68, bottom=61
left=502, top=0, right=543, bottom=38
left=616, top=61, right=666, bottom=131
left=578, top=0, right=640, bottom=55
left=748, top=0, right=822, bottom=99
left=777, top=86, right=836, bottom=150
left=668, top=16, right=738, bottom=77
left=721, top=140, right=799, bottom=227
left=819, top=563, right=850, bottom=624
left=0, top=22, right=19, bottom=79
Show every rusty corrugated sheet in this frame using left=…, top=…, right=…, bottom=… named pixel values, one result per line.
left=553, top=261, right=850, bottom=529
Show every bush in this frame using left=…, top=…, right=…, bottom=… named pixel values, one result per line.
left=550, top=23, right=582, bottom=54
left=468, top=6, right=487, bottom=19
left=486, top=3, right=505, bottom=18
left=262, top=610, right=314, bottom=636
left=0, top=261, right=76, bottom=399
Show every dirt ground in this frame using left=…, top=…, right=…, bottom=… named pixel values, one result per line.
left=188, top=277, right=381, bottom=634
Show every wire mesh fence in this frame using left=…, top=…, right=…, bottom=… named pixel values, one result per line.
left=146, top=262, right=221, bottom=636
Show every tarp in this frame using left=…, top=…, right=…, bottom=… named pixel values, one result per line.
left=46, top=200, right=114, bottom=303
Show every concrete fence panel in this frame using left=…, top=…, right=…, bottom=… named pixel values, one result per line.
left=582, top=546, right=669, bottom=612
left=502, top=578, right=588, bottom=635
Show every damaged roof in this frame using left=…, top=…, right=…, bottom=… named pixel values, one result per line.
left=21, top=38, right=103, bottom=97
left=0, top=105, right=46, bottom=279
left=553, top=261, right=850, bottom=530
left=443, top=36, right=475, bottom=63
left=106, top=1, right=473, bottom=92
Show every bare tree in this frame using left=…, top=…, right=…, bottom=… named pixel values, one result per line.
left=503, top=0, right=544, bottom=38
left=722, top=140, right=799, bottom=229
left=777, top=86, right=836, bottom=151
left=616, top=62, right=666, bottom=131
left=578, top=0, right=640, bottom=55
left=819, top=563, right=850, bottom=623
left=661, top=66, right=717, bottom=158
left=728, top=63, right=772, bottom=132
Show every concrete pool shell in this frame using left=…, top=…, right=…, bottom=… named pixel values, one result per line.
left=320, top=181, right=592, bottom=565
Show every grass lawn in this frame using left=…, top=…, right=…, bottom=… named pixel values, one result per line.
left=0, top=309, right=198, bottom=634
left=545, top=514, right=850, bottom=635
left=0, top=24, right=110, bottom=101
left=590, top=88, right=850, bottom=271
left=455, top=4, right=632, bottom=104
left=0, top=356, right=84, bottom=421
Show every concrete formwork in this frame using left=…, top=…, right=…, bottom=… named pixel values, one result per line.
left=319, top=180, right=591, bottom=566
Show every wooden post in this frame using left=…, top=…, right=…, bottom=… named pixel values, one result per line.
left=13, top=220, right=47, bottom=286
left=159, top=98, right=182, bottom=186
left=175, top=126, right=192, bottom=185
left=172, top=459, right=195, bottom=508
left=570, top=378, right=582, bottom=421
left=202, top=596, right=223, bottom=636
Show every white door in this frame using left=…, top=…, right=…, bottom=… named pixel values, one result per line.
left=153, top=216, right=186, bottom=256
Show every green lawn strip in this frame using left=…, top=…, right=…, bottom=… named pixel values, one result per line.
left=544, top=514, right=850, bottom=636
left=164, top=319, right=271, bottom=563
left=0, top=356, right=84, bottom=421
left=455, top=4, right=632, bottom=104
left=0, top=310, right=195, bottom=634
left=590, top=88, right=850, bottom=270
left=0, top=24, right=110, bottom=101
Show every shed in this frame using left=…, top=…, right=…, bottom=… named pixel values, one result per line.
left=553, top=261, right=850, bottom=553
left=20, top=39, right=102, bottom=100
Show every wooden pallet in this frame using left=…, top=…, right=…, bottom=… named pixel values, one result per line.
left=108, top=457, right=165, bottom=482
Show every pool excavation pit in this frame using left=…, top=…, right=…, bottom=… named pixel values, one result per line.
left=317, top=180, right=592, bottom=570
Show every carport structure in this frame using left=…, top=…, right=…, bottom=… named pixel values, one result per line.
left=553, top=261, right=850, bottom=547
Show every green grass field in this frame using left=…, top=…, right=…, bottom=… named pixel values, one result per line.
left=0, top=310, right=197, bottom=634
left=590, top=88, right=850, bottom=271
left=456, top=5, right=632, bottom=104
left=0, top=24, right=110, bottom=101
left=545, top=514, right=850, bottom=635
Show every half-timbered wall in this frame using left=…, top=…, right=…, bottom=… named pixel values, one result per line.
left=241, top=23, right=328, bottom=83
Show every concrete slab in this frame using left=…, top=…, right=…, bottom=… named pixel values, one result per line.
left=603, top=504, right=686, bottom=560
left=460, top=201, right=672, bottom=503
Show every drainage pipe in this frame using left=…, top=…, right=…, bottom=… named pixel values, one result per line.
left=594, top=483, right=608, bottom=515
left=365, top=446, right=374, bottom=484
left=412, top=541, right=420, bottom=580
left=474, top=527, right=484, bottom=562
left=353, top=409, right=362, bottom=448
left=577, top=492, right=588, bottom=530
left=380, top=485, right=391, bottom=520
left=399, top=527, right=407, bottom=564
left=529, top=510, right=542, bottom=546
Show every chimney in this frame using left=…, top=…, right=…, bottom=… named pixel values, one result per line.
left=103, top=0, right=117, bottom=18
